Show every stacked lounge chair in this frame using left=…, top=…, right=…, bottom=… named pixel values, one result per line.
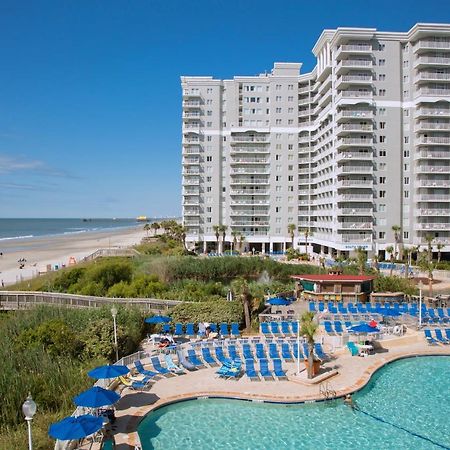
left=186, top=323, right=196, bottom=338
left=174, top=323, right=184, bottom=336
left=435, top=329, right=449, bottom=344
left=231, top=323, right=240, bottom=337
left=187, top=349, right=205, bottom=368
left=268, top=343, right=280, bottom=359
left=259, top=358, right=273, bottom=381
left=150, top=357, right=172, bottom=376
left=245, top=359, right=260, bottom=381
left=134, top=361, right=159, bottom=379
left=272, top=358, right=287, bottom=380
left=281, top=343, right=293, bottom=361
left=220, top=323, right=230, bottom=337
left=242, top=343, right=254, bottom=360
left=214, top=347, right=228, bottom=365
left=424, top=329, right=438, bottom=345
left=201, top=347, right=219, bottom=366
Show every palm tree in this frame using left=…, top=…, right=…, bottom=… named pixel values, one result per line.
left=287, top=224, right=296, bottom=249
left=372, top=255, right=380, bottom=274
left=437, top=243, right=444, bottom=263
left=386, top=245, right=395, bottom=276
left=391, top=225, right=401, bottom=260
left=413, top=245, right=421, bottom=264
left=300, top=228, right=311, bottom=256
left=355, top=247, right=367, bottom=275
left=238, top=233, right=245, bottom=253
left=300, top=311, right=318, bottom=379
left=143, top=223, right=151, bottom=237
left=231, top=230, right=239, bottom=252
left=219, top=225, right=228, bottom=253
left=151, top=222, right=160, bottom=236
left=403, top=246, right=412, bottom=279
left=231, top=277, right=252, bottom=330
left=418, top=253, right=435, bottom=298
left=213, top=225, right=220, bottom=253
left=425, top=234, right=434, bottom=263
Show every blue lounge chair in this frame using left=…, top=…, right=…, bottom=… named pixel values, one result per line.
left=292, top=342, right=302, bottom=359
left=201, top=347, right=219, bottom=366
left=272, top=358, right=287, bottom=380
left=437, top=309, right=449, bottom=323
left=260, top=322, right=271, bottom=336
left=424, top=329, right=438, bottom=345
left=150, top=356, right=171, bottom=375
left=227, top=345, right=239, bottom=361
left=209, top=323, right=218, bottom=333
left=268, top=343, right=280, bottom=359
left=281, top=343, right=293, bottom=361
left=119, top=375, right=150, bottom=390
left=302, top=343, right=310, bottom=358
left=255, top=343, right=266, bottom=359
left=174, top=323, right=184, bottom=336
left=134, top=361, right=159, bottom=378
left=338, top=303, right=348, bottom=314
left=329, top=303, right=338, bottom=314
left=324, top=321, right=334, bottom=334
left=345, top=321, right=352, bottom=330
left=314, top=343, right=327, bottom=360
left=357, top=303, right=367, bottom=314
left=162, top=324, right=171, bottom=334
left=281, top=321, right=291, bottom=336
left=220, top=323, right=230, bottom=337
left=163, top=354, right=185, bottom=374
left=186, top=323, right=195, bottom=337
left=435, top=329, right=449, bottom=344
left=231, top=323, right=240, bottom=337
left=291, top=321, right=299, bottom=335
left=309, top=302, right=316, bottom=312
left=347, top=342, right=359, bottom=356
left=334, top=321, right=344, bottom=334
left=187, top=349, right=205, bottom=368
left=259, top=358, right=273, bottom=380
left=318, top=302, right=325, bottom=312
left=270, top=322, right=281, bottom=336
left=242, top=343, right=254, bottom=360
left=445, top=329, right=450, bottom=340
left=214, top=347, right=228, bottom=365
left=245, top=359, right=260, bottom=381
left=348, top=303, right=358, bottom=314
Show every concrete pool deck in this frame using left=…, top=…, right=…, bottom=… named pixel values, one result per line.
left=107, top=334, right=450, bottom=450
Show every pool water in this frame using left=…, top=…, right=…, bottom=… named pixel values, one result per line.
left=138, top=356, right=450, bottom=450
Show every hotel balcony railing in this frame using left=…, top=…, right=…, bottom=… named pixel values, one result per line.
left=230, top=178, right=270, bottom=185
left=338, top=193, right=373, bottom=201
left=183, top=158, right=200, bottom=164
left=182, top=91, right=202, bottom=98
left=337, top=234, right=373, bottom=243
left=183, top=112, right=202, bottom=118
left=231, top=221, right=270, bottom=226
left=298, top=85, right=310, bottom=94
left=230, top=202, right=270, bottom=208
left=418, top=137, right=450, bottom=145
left=417, top=165, right=450, bottom=173
left=336, top=137, right=374, bottom=148
left=336, top=60, right=373, bottom=73
left=182, top=100, right=202, bottom=107
left=183, top=146, right=203, bottom=154
left=182, top=169, right=201, bottom=175
left=416, top=151, right=450, bottom=160
left=183, top=124, right=202, bottom=132
left=417, top=88, right=450, bottom=97
left=338, top=222, right=372, bottom=230
left=415, top=223, right=450, bottom=231
left=336, top=90, right=373, bottom=101
left=230, top=189, right=269, bottom=195
left=337, top=207, right=373, bottom=215
left=417, top=180, right=450, bottom=188
left=183, top=190, right=200, bottom=196
left=182, top=200, right=200, bottom=207
left=182, top=179, right=201, bottom=185
left=414, top=40, right=450, bottom=50
left=183, top=221, right=201, bottom=226
left=336, top=110, right=374, bottom=121
left=298, top=97, right=311, bottom=105
left=298, top=136, right=311, bottom=143
left=337, top=74, right=373, bottom=83
left=416, top=72, right=450, bottom=82
left=415, top=56, right=450, bottom=67
left=298, top=108, right=312, bottom=117
left=416, top=108, right=450, bottom=117
left=415, top=122, right=450, bottom=131
left=231, top=136, right=269, bottom=143
left=183, top=137, right=201, bottom=144
left=337, top=123, right=373, bottom=132
left=183, top=210, right=200, bottom=217
left=339, top=151, right=373, bottom=160
left=420, top=209, right=450, bottom=216
left=337, top=179, right=373, bottom=187
left=338, top=165, right=373, bottom=173
left=230, top=168, right=270, bottom=175
left=338, top=44, right=373, bottom=53
left=231, top=147, right=270, bottom=154
left=416, top=194, right=450, bottom=201
left=230, top=158, right=269, bottom=164
left=230, top=210, right=270, bottom=216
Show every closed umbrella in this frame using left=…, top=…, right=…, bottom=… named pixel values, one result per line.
left=49, top=414, right=103, bottom=440
left=348, top=323, right=380, bottom=334
left=144, top=315, right=171, bottom=324
left=267, top=297, right=290, bottom=306
left=73, top=386, right=120, bottom=408
left=88, top=364, right=129, bottom=379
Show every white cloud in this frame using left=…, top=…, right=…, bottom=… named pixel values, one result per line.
left=0, top=155, right=45, bottom=174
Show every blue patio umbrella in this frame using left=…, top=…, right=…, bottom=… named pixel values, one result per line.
left=348, top=323, right=381, bottom=334
left=267, top=297, right=290, bottom=306
left=73, top=386, right=120, bottom=408
left=144, top=315, right=172, bottom=324
left=88, top=364, right=129, bottom=379
left=49, top=414, right=104, bottom=440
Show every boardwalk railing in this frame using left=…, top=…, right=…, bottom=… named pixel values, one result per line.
left=83, top=247, right=141, bottom=261
left=0, top=291, right=182, bottom=312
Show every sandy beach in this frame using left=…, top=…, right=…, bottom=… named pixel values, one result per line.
left=0, top=226, right=146, bottom=286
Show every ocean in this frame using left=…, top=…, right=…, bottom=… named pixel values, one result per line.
left=0, top=218, right=142, bottom=241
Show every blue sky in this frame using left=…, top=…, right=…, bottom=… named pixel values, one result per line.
left=1, top=0, right=449, bottom=218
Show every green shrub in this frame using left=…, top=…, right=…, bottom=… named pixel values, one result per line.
left=170, top=300, right=243, bottom=324
left=374, top=275, right=417, bottom=296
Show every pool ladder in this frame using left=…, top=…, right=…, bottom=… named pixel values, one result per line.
left=319, top=382, right=336, bottom=400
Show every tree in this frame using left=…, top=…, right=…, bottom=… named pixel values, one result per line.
left=386, top=245, right=395, bottom=276
left=418, top=253, right=435, bottom=298
left=213, top=225, right=220, bottom=253
left=392, top=225, right=401, bottom=260
left=239, top=233, right=245, bottom=253
left=143, top=223, right=151, bottom=237
left=403, top=246, right=412, bottom=279
left=300, top=228, right=311, bottom=256
left=372, top=255, right=380, bottom=274
left=219, top=225, right=228, bottom=253
left=425, top=234, right=434, bottom=263
left=231, top=230, right=239, bottom=252
left=355, top=247, right=367, bottom=275
left=287, top=224, right=296, bottom=249
left=300, top=311, right=318, bottom=379
left=231, top=277, right=252, bottom=330
left=151, top=222, right=160, bottom=236
left=437, top=243, right=444, bottom=263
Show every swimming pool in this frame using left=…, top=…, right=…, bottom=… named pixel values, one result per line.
left=138, top=356, right=450, bottom=449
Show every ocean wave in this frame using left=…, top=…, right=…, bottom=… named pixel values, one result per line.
left=0, top=235, right=34, bottom=241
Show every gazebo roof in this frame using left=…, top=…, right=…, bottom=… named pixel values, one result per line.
left=292, top=274, right=375, bottom=283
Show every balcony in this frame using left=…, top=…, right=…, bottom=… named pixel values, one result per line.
left=338, top=193, right=373, bottom=201
left=414, top=40, right=450, bottom=51
left=230, top=146, right=270, bottom=154
left=418, top=137, right=450, bottom=145
left=336, top=44, right=373, bottom=59
left=415, top=150, right=450, bottom=159
left=419, top=209, right=450, bottom=216
left=182, top=169, right=201, bottom=175
left=183, top=100, right=202, bottom=108
left=230, top=210, right=270, bottom=216
left=230, top=157, right=269, bottom=164
left=336, top=137, right=373, bottom=148
left=417, top=165, right=450, bottom=173
left=183, top=221, right=201, bottom=227
left=416, top=108, right=450, bottom=118
left=183, top=137, right=201, bottom=145
left=337, top=123, right=373, bottom=134
left=336, top=90, right=373, bottom=102
left=182, top=91, right=202, bottom=98
left=183, top=145, right=203, bottom=154
left=336, top=59, right=373, bottom=74
left=231, top=221, right=270, bottom=227
left=337, top=207, right=373, bottom=215
left=338, top=222, right=372, bottom=230
left=339, top=151, right=373, bottom=161
left=416, top=194, right=450, bottom=202
left=183, top=189, right=200, bottom=196
left=336, top=109, right=374, bottom=122
left=415, top=223, right=450, bottom=231
left=337, top=235, right=373, bottom=244
left=231, top=135, right=269, bottom=144
left=417, top=180, right=450, bottom=188
left=415, top=122, right=450, bottom=131
left=230, top=177, right=270, bottom=185
left=230, top=189, right=269, bottom=195
left=417, top=88, right=450, bottom=97
left=416, top=71, right=450, bottom=82
left=183, top=124, right=201, bottom=133
left=230, top=200, right=270, bottom=206
left=336, top=74, right=373, bottom=89
left=182, top=199, right=200, bottom=206
left=337, top=179, right=373, bottom=188
left=415, top=56, right=450, bottom=68
left=182, top=178, right=201, bottom=185
left=298, top=108, right=312, bottom=117
left=230, top=168, right=270, bottom=175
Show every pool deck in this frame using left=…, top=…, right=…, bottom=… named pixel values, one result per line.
left=107, top=333, right=450, bottom=450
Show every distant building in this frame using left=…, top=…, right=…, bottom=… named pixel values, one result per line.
left=181, top=23, right=450, bottom=259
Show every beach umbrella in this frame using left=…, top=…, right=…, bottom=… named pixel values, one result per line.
left=88, top=364, right=129, bottom=379
left=73, top=386, right=120, bottom=408
left=144, top=315, right=171, bottom=324
left=348, top=323, right=380, bottom=334
left=267, top=297, right=290, bottom=306
left=48, top=414, right=104, bottom=440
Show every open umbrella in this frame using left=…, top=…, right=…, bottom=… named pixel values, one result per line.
left=144, top=315, right=171, bottom=324
left=267, top=297, right=290, bottom=306
left=49, top=414, right=104, bottom=440
left=88, top=364, right=129, bottom=379
left=73, top=386, right=120, bottom=408
left=348, top=323, right=380, bottom=334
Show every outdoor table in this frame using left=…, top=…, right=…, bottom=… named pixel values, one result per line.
left=356, top=343, right=374, bottom=356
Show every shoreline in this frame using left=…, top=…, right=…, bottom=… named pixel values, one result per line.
left=0, top=226, right=147, bottom=286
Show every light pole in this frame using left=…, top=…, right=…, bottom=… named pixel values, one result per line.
left=111, top=306, right=119, bottom=362
left=296, top=316, right=301, bottom=376
left=418, top=282, right=424, bottom=329
left=22, top=393, right=36, bottom=450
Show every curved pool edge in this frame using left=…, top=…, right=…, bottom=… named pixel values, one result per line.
left=118, top=349, right=450, bottom=449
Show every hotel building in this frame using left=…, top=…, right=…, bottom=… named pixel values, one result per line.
left=181, top=23, right=450, bottom=258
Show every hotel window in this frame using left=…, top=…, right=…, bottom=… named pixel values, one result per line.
left=206, top=207, right=211, bottom=212
left=288, top=154, right=293, bottom=160
left=288, top=165, right=294, bottom=171
left=379, top=177, right=386, bottom=184
left=206, top=99, right=212, bottom=105
left=207, top=110, right=212, bottom=116
left=207, top=88, right=213, bottom=93
left=276, top=96, right=282, bottom=101
left=276, top=108, right=282, bottom=113
left=276, top=154, right=281, bottom=160
left=380, top=135, right=386, bottom=143
left=404, top=163, right=409, bottom=171
left=288, top=175, right=294, bottom=181
left=404, top=177, right=409, bottom=185
left=276, top=119, right=282, bottom=125
left=276, top=165, right=282, bottom=171
left=404, top=190, right=409, bottom=198
left=378, top=232, right=386, bottom=239
left=206, top=156, right=212, bottom=161
left=380, top=122, right=386, bottom=129
left=288, top=108, right=294, bottom=113
left=206, top=217, right=212, bottom=223
left=288, top=84, right=293, bottom=90
left=276, top=175, right=281, bottom=181
left=207, top=136, right=212, bottom=141
left=288, top=119, right=294, bottom=124
left=379, top=218, right=386, bottom=226
left=276, top=84, right=281, bottom=90
left=404, top=150, right=410, bottom=158
left=379, top=43, right=385, bottom=51
left=288, top=186, right=293, bottom=191
left=403, top=231, right=409, bottom=239
left=206, top=176, right=212, bottom=182
left=276, top=186, right=282, bottom=192
left=379, top=59, right=386, bottom=66
left=276, top=133, right=282, bottom=139
left=379, top=74, right=386, bottom=81
left=404, top=136, right=409, bottom=144
left=379, top=150, right=386, bottom=156
left=276, top=207, right=281, bottom=212
left=379, top=108, right=386, bottom=116
left=288, top=96, right=294, bottom=102
left=276, top=228, right=281, bottom=234
left=379, top=204, right=386, bottom=212
left=206, top=122, right=212, bottom=127
left=276, top=196, right=282, bottom=202
left=378, top=89, right=386, bottom=96
left=379, top=190, right=386, bottom=198
left=379, top=163, right=386, bottom=170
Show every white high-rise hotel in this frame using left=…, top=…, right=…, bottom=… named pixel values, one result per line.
left=181, top=23, right=450, bottom=259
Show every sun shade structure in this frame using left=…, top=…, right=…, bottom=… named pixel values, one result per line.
left=48, top=414, right=103, bottom=440
left=348, top=323, right=380, bottom=334
left=87, top=364, right=129, bottom=379
left=267, top=297, right=291, bottom=306
left=144, top=315, right=172, bottom=324
left=73, top=386, right=120, bottom=408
